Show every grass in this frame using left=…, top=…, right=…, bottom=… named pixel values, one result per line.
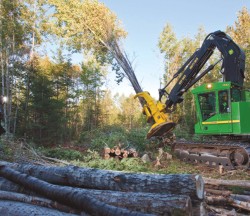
left=38, top=145, right=250, bottom=180
left=2, top=138, right=250, bottom=180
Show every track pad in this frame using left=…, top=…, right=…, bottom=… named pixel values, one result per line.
left=147, top=122, right=176, bottom=139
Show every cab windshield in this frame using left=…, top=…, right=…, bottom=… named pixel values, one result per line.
left=198, top=92, right=216, bottom=121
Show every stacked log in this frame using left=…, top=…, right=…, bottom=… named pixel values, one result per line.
left=0, top=161, right=205, bottom=215
left=103, top=146, right=138, bottom=160
left=204, top=177, right=250, bottom=214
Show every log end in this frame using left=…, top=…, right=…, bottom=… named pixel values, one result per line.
left=195, top=175, right=205, bottom=200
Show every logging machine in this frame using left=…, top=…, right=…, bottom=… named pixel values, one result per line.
left=135, top=30, right=250, bottom=170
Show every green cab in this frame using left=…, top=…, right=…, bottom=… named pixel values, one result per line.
left=192, top=82, right=250, bottom=135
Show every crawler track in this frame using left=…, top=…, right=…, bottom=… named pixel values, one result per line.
left=174, top=140, right=250, bottom=170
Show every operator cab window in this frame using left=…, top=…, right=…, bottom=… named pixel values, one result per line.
left=219, top=90, right=230, bottom=113
left=198, top=92, right=216, bottom=121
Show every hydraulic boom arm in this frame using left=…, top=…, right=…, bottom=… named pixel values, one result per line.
left=135, top=30, right=245, bottom=138
left=161, top=30, right=245, bottom=112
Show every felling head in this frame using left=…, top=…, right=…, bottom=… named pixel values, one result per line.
left=147, top=121, right=176, bottom=139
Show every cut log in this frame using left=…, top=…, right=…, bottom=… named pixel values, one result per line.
left=205, top=195, right=229, bottom=205
left=103, top=154, right=110, bottom=160
left=0, top=190, right=80, bottom=214
left=0, top=200, right=78, bottom=216
left=205, top=205, right=237, bottom=216
left=204, top=177, right=250, bottom=189
left=115, top=146, right=121, bottom=156
left=206, top=195, right=250, bottom=212
left=0, top=177, right=192, bottom=216
left=103, top=147, right=111, bottom=154
left=123, top=151, right=128, bottom=158
left=6, top=162, right=204, bottom=200
left=205, top=188, right=231, bottom=196
left=0, top=165, right=153, bottom=216
left=110, top=148, right=115, bottom=154
left=230, top=194, right=250, bottom=202
left=89, top=190, right=192, bottom=216
left=230, top=198, right=250, bottom=212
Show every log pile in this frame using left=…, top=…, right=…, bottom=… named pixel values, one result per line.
left=204, top=177, right=250, bottom=215
left=0, top=161, right=205, bottom=215
left=103, top=146, right=138, bottom=160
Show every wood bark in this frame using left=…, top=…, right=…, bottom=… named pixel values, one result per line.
left=0, top=190, right=80, bottom=214
left=205, top=205, right=238, bottom=216
left=204, top=177, right=250, bottom=189
left=206, top=195, right=250, bottom=212
left=0, top=176, right=192, bottom=216
left=4, top=162, right=204, bottom=200
left=0, top=165, right=153, bottom=216
left=0, top=200, right=78, bottom=216
left=205, top=188, right=231, bottom=196
left=230, top=194, right=250, bottom=202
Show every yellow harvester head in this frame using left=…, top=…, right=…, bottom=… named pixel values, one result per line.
left=134, top=91, right=176, bottom=139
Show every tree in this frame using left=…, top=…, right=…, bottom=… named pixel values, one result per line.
left=47, top=0, right=143, bottom=96
left=80, top=57, right=106, bottom=132
left=117, top=94, right=143, bottom=130
left=0, top=0, right=27, bottom=134
left=227, top=7, right=250, bottom=87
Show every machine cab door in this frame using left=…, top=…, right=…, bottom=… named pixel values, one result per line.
left=217, top=90, right=233, bottom=133
left=197, top=92, right=218, bottom=133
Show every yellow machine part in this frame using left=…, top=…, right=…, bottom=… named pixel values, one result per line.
left=134, top=91, right=176, bottom=139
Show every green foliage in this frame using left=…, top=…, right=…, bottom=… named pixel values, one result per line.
left=227, top=7, right=250, bottom=87
left=125, top=127, right=151, bottom=151
left=0, top=141, right=14, bottom=161
left=87, top=126, right=127, bottom=150
left=42, top=148, right=84, bottom=161
left=69, top=148, right=198, bottom=174
left=73, top=149, right=149, bottom=172
left=79, top=125, right=152, bottom=152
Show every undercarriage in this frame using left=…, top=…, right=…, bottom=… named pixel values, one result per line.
left=173, top=140, right=250, bottom=170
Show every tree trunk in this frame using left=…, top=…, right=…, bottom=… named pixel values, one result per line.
left=0, top=177, right=192, bottom=216
left=204, top=177, right=250, bottom=189
left=206, top=195, right=250, bottom=212
left=0, top=165, right=153, bottom=216
left=205, top=205, right=238, bottom=216
left=205, top=188, right=231, bottom=196
left=0, top=200, right=78, bottom=216
left=0, top=190, right=80, bottom=214
left=6, top=162, right=204, bottom=200
left=230, top=194, right=250, bottom=202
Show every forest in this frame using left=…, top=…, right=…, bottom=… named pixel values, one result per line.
left=0, top=0, right=248, bottom=149
left=0, top=0, right=248, bottom=169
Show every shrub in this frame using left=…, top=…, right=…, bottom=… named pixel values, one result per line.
left=43, top=148, right=83, bottom=160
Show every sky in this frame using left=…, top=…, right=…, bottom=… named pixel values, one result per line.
left=93, top=0, right=250, bottom=99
